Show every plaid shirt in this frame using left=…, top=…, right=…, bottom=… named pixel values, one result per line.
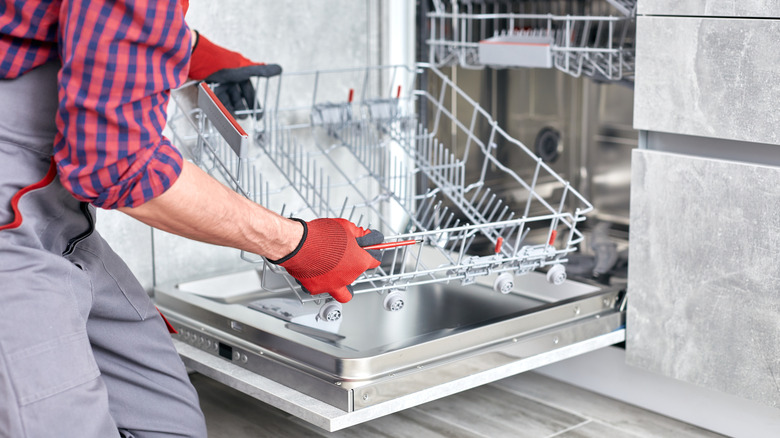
left=0, top=0, right=191, bottom=209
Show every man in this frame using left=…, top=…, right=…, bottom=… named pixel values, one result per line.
left=0, top=1, right=381, bottom=436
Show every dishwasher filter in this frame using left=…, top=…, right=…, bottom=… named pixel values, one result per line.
left=156, top=63, right=625, bottom=430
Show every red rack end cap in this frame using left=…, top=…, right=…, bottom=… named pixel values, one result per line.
left=548, top=230, right=557, bottom=246
left=495, top=237, right=504, bottom=254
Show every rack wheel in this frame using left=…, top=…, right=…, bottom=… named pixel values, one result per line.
left=383, top=291, right=405, bottom=312
left=547, top=264, right=567, bottom=285
left=493, top=273, right=515, bottom=294
left=318, top=301, right=343, bottom=322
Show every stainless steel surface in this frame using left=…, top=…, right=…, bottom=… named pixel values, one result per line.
left=156, top=271, right=624, bottom=416
left=431, top=67, right=635, bottom=226
left=157, top=271, right=615, bottom=376
left=175, top=329, right=626, bottom=432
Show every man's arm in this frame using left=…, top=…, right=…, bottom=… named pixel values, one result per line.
left=55, top=0, right=191, bottom=209
left=121, top=160, right=383, bottom=303
left=118, top=160, right=302, bottom=261
left=57, top=0, right=381, bottom=301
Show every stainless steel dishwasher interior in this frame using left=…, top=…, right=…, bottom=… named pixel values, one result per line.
left=164, top=269, right=596, bottom=355
left=155, top=263, right=624, bottom=413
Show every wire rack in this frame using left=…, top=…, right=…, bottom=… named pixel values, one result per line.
left=428, top=0, right=636, bottom=82
left=167, top=63, right=593, bottom=319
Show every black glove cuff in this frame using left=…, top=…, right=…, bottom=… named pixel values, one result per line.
left=268, top=218, right=307, bottom=264
left=191, top=29, right=200, bottom=53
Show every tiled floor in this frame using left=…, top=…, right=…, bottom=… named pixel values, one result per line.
left=191, top=371, right=724, bottom=438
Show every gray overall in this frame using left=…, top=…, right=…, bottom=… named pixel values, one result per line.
left=0, top=62, right=207, bottom=437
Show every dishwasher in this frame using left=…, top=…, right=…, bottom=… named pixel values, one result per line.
left=155, top=0, right=635, bottom=431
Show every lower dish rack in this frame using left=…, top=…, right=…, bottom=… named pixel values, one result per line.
left=166, top=63, right=593, bottom=320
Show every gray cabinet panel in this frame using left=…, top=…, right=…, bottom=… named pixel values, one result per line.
left=627, top=149, right=780, bottom=408
left=639, top=0, right=780, bottom=17
left=634, top=16, right=780, bottom=145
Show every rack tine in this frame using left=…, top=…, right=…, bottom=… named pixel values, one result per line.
left=339, top=196, right=349, bottom=218
left=473, top=187, right=492, bottom=220
left=479, top=193, right=497, bottom=222
left=444, top=219, right=462, bottom=252
left=318, top=166, right=323, bottom=216
left=423, top=200, right=443, bottom=230
left=513, top=217, right=527, bottom=252
left=416, top=193, right=437, bottom=229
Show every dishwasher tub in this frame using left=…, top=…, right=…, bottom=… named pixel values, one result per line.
left=155, top=269, right=624, bottom=429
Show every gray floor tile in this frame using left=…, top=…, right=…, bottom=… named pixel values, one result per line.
left=190, top=373, right=320, bottom=438
left=493, top=373, right=724, bottom=438
left=191, top=371, right=725, bottom=438
left=414, top=384, right=587, bottom=438
left=295, top=409, right=483, bottom=438
left=551, top=420, right=639, bottom=438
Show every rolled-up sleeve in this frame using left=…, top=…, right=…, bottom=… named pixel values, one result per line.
left=54, top=0, right=191, bottom=209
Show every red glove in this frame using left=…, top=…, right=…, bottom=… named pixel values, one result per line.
left=270, top=218, right=384, bottom=303
left=189, top=31, right=282, bottom=118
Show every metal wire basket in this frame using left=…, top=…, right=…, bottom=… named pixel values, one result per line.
left=167, top=63, right=593, bottom=319
left=427, top=0, right=636, bottom=81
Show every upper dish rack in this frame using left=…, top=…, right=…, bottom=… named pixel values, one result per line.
left=166, top=63, right=593, bottom=320
left=427, top=0, right=636, bottom=82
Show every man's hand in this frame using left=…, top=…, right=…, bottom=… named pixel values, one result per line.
left=270, top=218, right=384, bottom=303
left=189, top=31, right=282, bottom=118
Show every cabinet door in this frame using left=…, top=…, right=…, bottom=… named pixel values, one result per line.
left=634, top=16, right=780, bottom=145
left=639, top=0, right=780, bottom=17
left=627, top=149, right=780, bottom=409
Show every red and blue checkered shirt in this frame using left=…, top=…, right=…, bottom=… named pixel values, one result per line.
left=0, top=0, right=191, bottom=209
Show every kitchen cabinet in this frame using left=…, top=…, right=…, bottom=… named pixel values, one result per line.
left=627, top=149, right=780, bottom=408
left=628, top=1, right=780, bottom=409
left=639, top=0, right=780, bottom=17
left=633, top=16, right=780, bottom=145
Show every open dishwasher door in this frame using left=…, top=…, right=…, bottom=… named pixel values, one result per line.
left=155, top=64, right=626, bottom=432
left=156, top=270, right=624, bottom=431
left=153, top=1, right=634, bottom=431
